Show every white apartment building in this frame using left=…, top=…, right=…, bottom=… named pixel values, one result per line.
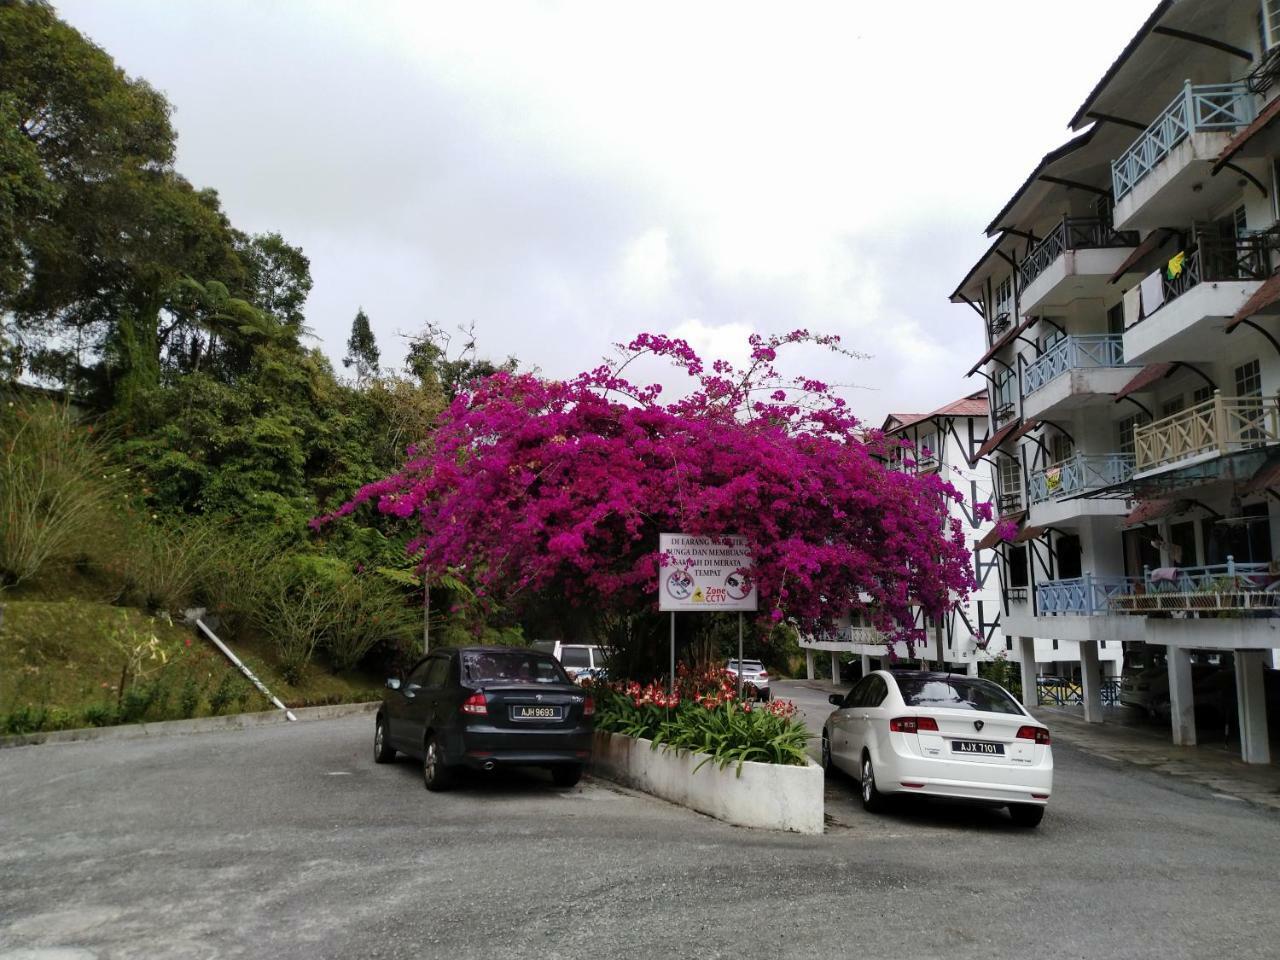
left=951, top=0, right=1280, bottom=764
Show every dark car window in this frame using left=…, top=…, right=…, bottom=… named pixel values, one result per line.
left=895, top=677, right=1024, bottom=715
left=405, top=659, right=433, bottom=689
left=559, top=647, right=591, bottom=668
left=842, top=676, right=870, bottom=708
left=862, top=675, right=888, bottom=708
left=423, top=657, right=452, bottom=689
left=462, top=651, right=569, bottom=685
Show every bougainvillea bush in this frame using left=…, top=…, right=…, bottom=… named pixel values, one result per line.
left=319, top=330, right=975, bottom=650
left=588, top=665, right=810, bottom=772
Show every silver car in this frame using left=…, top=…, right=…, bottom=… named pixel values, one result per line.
left=725, top=659, right=771, bottom=701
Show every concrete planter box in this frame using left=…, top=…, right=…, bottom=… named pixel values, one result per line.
left=591, top=729, right=823, bottom=834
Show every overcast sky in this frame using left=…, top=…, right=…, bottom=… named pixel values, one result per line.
left=58, top=0, right=1155, bottom=426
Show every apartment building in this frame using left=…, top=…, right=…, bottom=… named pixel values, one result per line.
left=950, top=0, right=1280, bottom=763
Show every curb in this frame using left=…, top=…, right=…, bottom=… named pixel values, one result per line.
left=0, top=701, right=380, bottom=750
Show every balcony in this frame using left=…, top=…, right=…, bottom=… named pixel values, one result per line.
left=1123, top=234, right=1271, bottom=364
left=1021, top=335, right=1134, bottom=420
left=1027, top=453, right=1135, bottom=525
left=1133, top=393, right=1280, bottom=473
left=1111, top=559, right=1278, bottom=614
left=1037, top=575, right=1138, bottom=616
left=1111, top=82, right=1257, bottom=230
left=1017, top=217, right=1140, bottom=313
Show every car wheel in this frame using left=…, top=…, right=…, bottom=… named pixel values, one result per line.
left=1009, top=803, right=1045, bottom=828
left=422, top=734, right=457, bottom=792
left=551, top=765, right=583, bottom=788
left=860, top=754, right=888, bottom=813
left=373, top=715, right=397, bottom=764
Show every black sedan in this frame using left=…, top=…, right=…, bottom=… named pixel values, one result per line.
left=374, top=645, right=594, bottom=790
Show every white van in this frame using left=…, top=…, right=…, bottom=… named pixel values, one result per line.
left=531, top=641, right=605, bottom=679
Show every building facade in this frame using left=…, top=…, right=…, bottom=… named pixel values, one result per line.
left=951, top=0, right=1280, bottom=763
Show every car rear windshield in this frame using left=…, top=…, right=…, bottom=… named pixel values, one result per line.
left=728, top=661, right=764, bottom=671
left=559, top=647, right=592, bottom=668
left=462, top=651, right=569, bottom=685
left=895, top=677, right=1023, bottom=715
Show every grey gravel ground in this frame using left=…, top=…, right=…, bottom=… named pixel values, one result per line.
left=2, top=684, right=1279, bottom=960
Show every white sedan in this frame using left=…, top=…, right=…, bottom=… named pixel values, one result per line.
left=821, top=670, right=1052, bottom=827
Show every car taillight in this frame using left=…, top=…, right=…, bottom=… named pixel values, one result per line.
left=583, top=696, right=595, bottom=717
left=889, top=716, right=939, bottom=733
left=1016, top=725, right=1051, bottom=745
left=460, top=692, right=488, bottom=716
left=757, top=671, right=768, bottom=680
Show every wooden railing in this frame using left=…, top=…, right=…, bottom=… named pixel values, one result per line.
left=1133, top=391, right=1280, bottom=471
left=1029, top=452, right=1135, bottom=503
left=1112, top=81, right=1256, bottom=200
left=1017, top=217, right=1140, bottom=291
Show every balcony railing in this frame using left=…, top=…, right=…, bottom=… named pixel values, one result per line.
left=1028, top=452, right=1136, bottom=503
left=1017, top=217, right=1141, bottom=291
left=1112, top=81, right=1256, bottom=200
left=1142, top=234, right=1271, bottom=322
left=849, top=626, right=884, bottom=644
left=1037, top=574, right=1139, bottom=616
left=1133, top=392, right=1280, bottom=471
left=1023, top=334, right=1126, bottom=397
left=1111, top=559, right=1279, bottom=613
left=988, top=311, right=1012, bottom=338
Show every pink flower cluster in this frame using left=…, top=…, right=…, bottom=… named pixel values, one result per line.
left=317, top=331, right=976, bottom=640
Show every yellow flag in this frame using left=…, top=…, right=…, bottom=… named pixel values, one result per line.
left=1166, top=251, right=1186, bottom=280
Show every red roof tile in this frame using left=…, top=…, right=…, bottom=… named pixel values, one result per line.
left=969, top=420, right=1020, bottom=466
left=1225, top=272, right=1280, bottom=333
left=1123, top=498, right=1189, bottom=528
left=967, top=315, right=1036, bottom=377
left=1114, top=363, right=1176, bottom=401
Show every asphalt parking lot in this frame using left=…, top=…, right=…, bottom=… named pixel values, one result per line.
left=3, top=695, right=1280, bottom=960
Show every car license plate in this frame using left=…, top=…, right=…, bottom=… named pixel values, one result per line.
left=951, top=740, right=1004, bottom=756
left=511, top=705, right=562, bottom=720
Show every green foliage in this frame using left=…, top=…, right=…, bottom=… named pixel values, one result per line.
left=978, top=655, right=1022, bottom=701
left=343, top=308, right=379, bottom=385
left=404, top=321, right=517, bottom=400
left=120, top=518, right=230, bottom=613
left=0, top=397, right=120, bottom=588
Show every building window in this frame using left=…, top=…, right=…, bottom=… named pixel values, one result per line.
left=993, top=276, right=1014, bottom=324
left=1050, top=433, right=1074, bottom=465
left=1107, top=302, right=1125, bottom=336
left=1118, top=414, right=1147, bottom=457
left=1262, top=0, right=1280, bottom=51
left=1192, top=385, right=1214, bottom=406
left=1234, top=204, right=1248, bottom=239
left=1052, top=638, right=1059, bottom=651
left=1006, top=637, right=1013, bottom=652
left=1161, top=396, right=1184, bottom=420
left=994, top=369, right=1017, bottom=421
left=918, top=430, right=939, bottom=466
left=1007, top=544, right=1029, bottom=588
left=1042, top=329, right=1066, bottom=353
left=1235, top=359, right=1262, bottom=397
left=998, top=456, right=1022, bottom=512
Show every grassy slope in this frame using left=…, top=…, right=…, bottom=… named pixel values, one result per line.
left=0, top=597, right=383, bottom=734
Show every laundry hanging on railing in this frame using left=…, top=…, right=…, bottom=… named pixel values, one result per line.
left=1045, top=467, right=1062, bottom=491
left=1140, top=269, right=1165, bottom=317
left=1166, top=250, right=1187, bottom=280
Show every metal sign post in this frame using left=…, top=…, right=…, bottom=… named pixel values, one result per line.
left=658, top=533, right=758, bottom=697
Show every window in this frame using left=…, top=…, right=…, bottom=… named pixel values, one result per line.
left=860, top=675, right=888, bottom=708
left=1235, top=359, right=1262, bottom=397
left=1107, top=302, right=1125, bottom=336
left=998, top=455, right=1022, bottom=509
left=1161, top=396, right=1184, bottom=420
left=1169, top=521, right=1198, bottom=566
left=424, top=656, right=451, bottom=688
left=894, top=677, right=1024, bottom=715
left=918, top=431, right=939, bottom=465
left=405, top=659, right=434, bottom=689
left=461, top=651, right=568, bottom=685
left=559, top=646, right=591, bottom=668
left=1055, top=534, right=1082, bottom=580
left=994, top=370, right=1017, bottom=420
left=1042, top=329, right=1066, bottom=353
left=993, top=276, right=1014, bottom=322
left=1118, top=414, right=1147, bottom=457
left=1008, top=544, right=1029, bottom=588
left=1234, top=204, right=1249, bottom=239
left=1192, top=385, right=1214, bottom=406
left=1050, top=433, right=1074, bottom=465
left=841, top=676, right=871, bottom=708
left=1262, top=0, right=1280, bottom=51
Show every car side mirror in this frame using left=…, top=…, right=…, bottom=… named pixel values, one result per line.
left=385, top=678, right=402, bottom=691
left=828, top=694, right=845, bottom=706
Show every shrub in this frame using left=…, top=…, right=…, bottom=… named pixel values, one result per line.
left=82, top=703, right=118, bottom=727
left=0, top=398, right=119, bottom=589
left=178, top=675, right=202, bottom=718
left=324, top=572, right=417, bottom=673
left=208, top=672, right=237, bottom=715
left=4, top=703, right=47, bottom=734
left=120, top=518, right=231, bottom=615
left=591, top=664, right=810, bottom=774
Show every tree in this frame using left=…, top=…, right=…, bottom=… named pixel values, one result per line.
left=321, top=331, right=976, bottom=653
left=343, top=309, right=379, bottom=385
left=404, top=321, right=516, bottom=401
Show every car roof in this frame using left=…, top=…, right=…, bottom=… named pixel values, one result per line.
left=878, top=669, right=982, bottom=681
left=446, top=645, right=560, bottom=655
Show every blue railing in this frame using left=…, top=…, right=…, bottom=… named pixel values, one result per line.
left=1037, top=575, right=1139, bottom=616
left=1018, top=217, right=1141, bottom=292
left=1029, top=452, right=1136, bottom=503
left=1023, top=335, right=1126, bottom=397
left=1112, top=81, right=1256, bottom=200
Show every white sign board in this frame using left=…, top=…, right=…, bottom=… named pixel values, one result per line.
left=658, top=533, right=758, bottom=612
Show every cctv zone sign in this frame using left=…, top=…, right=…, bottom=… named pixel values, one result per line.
left=658, top=533, right=758, bottom=612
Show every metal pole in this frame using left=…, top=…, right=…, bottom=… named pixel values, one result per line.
left=737, top=612, right=744, bottom=700
left=669, top=612, right=676, bottom=696
left=195, top=619, right=296, bottom=721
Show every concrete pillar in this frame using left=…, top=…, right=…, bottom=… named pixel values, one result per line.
left=1236, top=650, right=1271, bottom=764
left=1017, top=636, right=1038, bottom=711
left=860, top=654, right=872, bottom=677
left=829, top=652, right=840, bottom=684
left=1166, top=645, right=1196, bottom=746
left=1080, top=640, right=1103, bottom=724
left=805, top=649, right=816, bottom=681
left=966, top=660, right=979, bottom=677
